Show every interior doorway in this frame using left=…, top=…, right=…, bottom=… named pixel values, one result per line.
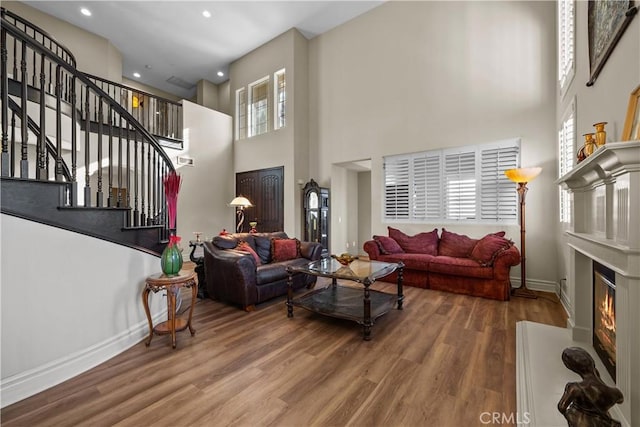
left=331, top=160, right=371, bottom=256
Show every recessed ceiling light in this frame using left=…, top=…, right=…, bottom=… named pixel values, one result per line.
left=202, top=10, right=212, bottom=18
left=133, top=72, right=141, bottom=78
left=80, top=8, right=92, bottom=17
left=217, top=71, right=224, bottom=77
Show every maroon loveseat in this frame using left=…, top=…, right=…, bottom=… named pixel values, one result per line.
left=363, top=227, right=521, bottom=301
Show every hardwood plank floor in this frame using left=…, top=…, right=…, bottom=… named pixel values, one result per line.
left=1, top=274, right=566, bottom=427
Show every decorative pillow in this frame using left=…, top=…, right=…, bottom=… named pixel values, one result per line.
left=492, top=231, right=506, bottom=238
left=271, top=238, right=301, bottom=262
left=470, top=234, right=513, bottom=266
left=253, top=235, right=273, bottom=264
left=438, top=228, right=478, bottom=258
left=236, top=241, right=262, bottom=266
left=213, top=235, right=238, bottom=249
left=387, top=226, right=438, bottom=255
left=373, top=235, right=404, bottom=254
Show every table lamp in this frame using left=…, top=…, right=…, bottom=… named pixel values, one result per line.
left=229, top=196, right=253, bottom=233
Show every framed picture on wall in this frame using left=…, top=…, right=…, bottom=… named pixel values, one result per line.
left=586, top=0, right=637, bottom=87
left=622, top=85, right=640, bottom=141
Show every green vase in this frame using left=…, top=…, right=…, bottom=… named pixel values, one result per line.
left=161, top=243, right=182, bottom=276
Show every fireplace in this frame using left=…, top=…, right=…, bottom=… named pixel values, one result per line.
left=593, top=261, right=616, bottom=382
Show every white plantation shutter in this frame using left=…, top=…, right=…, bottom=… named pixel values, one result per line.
left=559, top=0, right=575, bottom=96
left=559, top=99, right=575, bottom=223
left=384, top=155, right=410, bottom=219
left=444, top=151, right=476, bottom=220
left=383, top=139, right=519, bottom=223
left=480, top=145, right=519, bottom=221
left=412, top=153, right=441, bottom=220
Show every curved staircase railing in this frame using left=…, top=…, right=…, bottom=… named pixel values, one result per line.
left=1, top=8, right=175, bottom=246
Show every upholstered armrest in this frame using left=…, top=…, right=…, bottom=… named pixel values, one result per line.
left=492, top=245, right=521, bottom=280
left=363, top=240, right=381, bottom=260
left=300, top=241, right=323, bottom=261
left=203, top=242, right=258, bottom=308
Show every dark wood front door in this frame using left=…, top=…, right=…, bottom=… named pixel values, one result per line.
left=235, top=166, right=284, bottom=232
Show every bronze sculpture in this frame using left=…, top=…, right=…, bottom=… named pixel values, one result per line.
left=557, top=347, right=623, bottom=427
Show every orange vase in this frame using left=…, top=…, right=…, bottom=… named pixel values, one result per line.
left=593, top=122, right=607, bottom=147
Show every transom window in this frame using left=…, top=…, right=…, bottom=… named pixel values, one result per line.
left=384, top=139, right=520, bottom=223
left=235, top=69, right=286, bottom=140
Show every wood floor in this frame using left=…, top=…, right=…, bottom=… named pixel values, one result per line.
left=2, top=276, right=566, bottom=427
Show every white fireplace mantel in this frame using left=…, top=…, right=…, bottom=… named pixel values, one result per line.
left=559, top=141, right=639, bottom=426
left=517, top=141, right=639, bottom=427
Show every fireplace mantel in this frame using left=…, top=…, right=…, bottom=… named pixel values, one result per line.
left=547, top=140, right=640, bottom=427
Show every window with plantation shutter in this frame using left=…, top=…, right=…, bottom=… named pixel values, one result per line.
left=480, top=145, right=519, bottom=221
left=558, top=0, right=575, bottom=98
left=559, top=99, right=576, bottom=223
left=384, top=156, right=410, bottom=219
left=383, top=139, right=520, bottom=223
left=444, top=151, right=476, bottom=220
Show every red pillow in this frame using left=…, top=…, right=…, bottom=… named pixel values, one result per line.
left=388, top=227, right=438, bottom=255
left=271, top=238, right=300, bottom=262
left=438, top=228, right=478, bottom=257
left=373, top=235, right=404, bottom=254
left=470, top=234, right=513, bottom=266
left=236, top=241, right=262, bottom=266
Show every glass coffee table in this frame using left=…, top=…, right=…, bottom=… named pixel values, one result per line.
left=286, top=258, right=404, bottom=340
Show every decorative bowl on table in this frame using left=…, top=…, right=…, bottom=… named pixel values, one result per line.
left=332, top=253, right=358, bottom=266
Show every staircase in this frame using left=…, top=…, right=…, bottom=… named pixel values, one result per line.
left=1, top=8, right=178, bottom=255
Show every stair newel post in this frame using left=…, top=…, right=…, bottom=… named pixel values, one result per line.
left=1, top=26, right=9, bottom=176
left=96, top=97, right=104, bottom=207
left=54, top=64, right=63, bottom=182
left=70, top=75, right=77, bottom=206
left=19, top=40, right=28, bottom=178
left=140, top=136, right=146, bottom=225
left=107, top=105, right=113, bottom=207
left=117, top=115, right=122, bottom=207
left=152, top=149, right=157, bottom=224
left=83, top=85, right=91, bottom=206
left=36, top=53, right=46, bottom=179
left=147, top=142, right=151, bottom=225
left=125, top=125, right=131, bottom=225
left=10, top=110, right=15, bottom=177
left=133, top=129, right=139, bottom=227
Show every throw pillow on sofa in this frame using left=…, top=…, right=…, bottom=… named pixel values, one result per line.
left=438, top=228, right=478, bottom=257
left=236, top=241, right=262, bottom=266
left=388, top=226, right=438, bottom=255
left=373, top=235, right=404, bottom=254
left=271, top=238, right=301, bottom=262
left=470, top=234, right=513, bottom=266
left=253, top=235, right=273, bottom=264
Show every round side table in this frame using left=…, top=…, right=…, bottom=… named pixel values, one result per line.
left=142, top=270, right=197, bottom=349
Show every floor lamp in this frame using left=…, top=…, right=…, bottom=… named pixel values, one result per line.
left=505, top=167, right=542, bottom=299
left=229, top=196, right=253, bottom=233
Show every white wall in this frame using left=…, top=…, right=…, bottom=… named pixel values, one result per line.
left=309, top=1, right=558, bottom=288
left=230, top=29, right=309, bottom=238
left=4, top=1, right=122, bottom=82
left=0, top=215, right=165, bottom=407
left=176, top=101, right=234, bottom=240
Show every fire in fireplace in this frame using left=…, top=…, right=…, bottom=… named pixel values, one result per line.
left=593, top=262, right=616, bottom=382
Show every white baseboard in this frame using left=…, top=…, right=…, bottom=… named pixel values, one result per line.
left=0, top=311, right=165, bottom=408
left=510, top=277, right=558, bottom=294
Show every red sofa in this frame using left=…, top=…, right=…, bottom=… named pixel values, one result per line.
left=363, top=227, right=521, bottom=301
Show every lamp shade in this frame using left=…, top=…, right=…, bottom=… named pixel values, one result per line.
left=504, top=167, right=542, bottom=183
left=229, top=196, right=253, bottom=208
